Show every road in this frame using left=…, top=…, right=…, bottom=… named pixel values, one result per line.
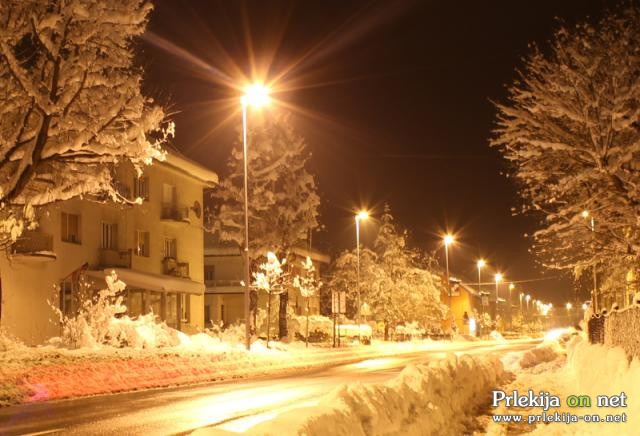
left=0, top=339, right=539, bottom=436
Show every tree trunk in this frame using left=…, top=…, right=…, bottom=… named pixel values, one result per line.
left=266, top=292, right=272, bottom=349
left=305, top=297, right=310, bottom=348
left=278, top=291, right=289, bottom=339
left=249, top=289, right=258, bottom=336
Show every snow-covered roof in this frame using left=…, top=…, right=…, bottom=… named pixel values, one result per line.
left=290, top=246, right=330, bottom=264
left=86, top=268, right=204, bottom=295
left=163, top=153, right=218, bottom=186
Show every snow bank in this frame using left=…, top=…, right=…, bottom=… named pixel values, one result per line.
left=236, top=353, right=506, bottom=435
left=491, top=337, right=639, bottom=435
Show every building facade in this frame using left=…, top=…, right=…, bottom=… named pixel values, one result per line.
left=0, top=154, right=218, bottom=345
left=203, top=239, right=330, bottom=328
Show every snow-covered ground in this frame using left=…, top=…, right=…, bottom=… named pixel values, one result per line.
left=486, top=329, right=639, bottom=435
left=0, top=329, right=514, bottom=407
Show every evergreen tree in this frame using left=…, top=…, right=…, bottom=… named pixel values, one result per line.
left=210, top=111, right=320, bottom=338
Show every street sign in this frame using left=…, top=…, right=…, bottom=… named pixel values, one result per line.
left=332, top=291, right=346, bottom=314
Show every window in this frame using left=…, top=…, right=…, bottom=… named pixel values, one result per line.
left=59, top=278, right=74, bottom=317
left=164, top=238, right=177, bottom=259
left=204, top=264, right=216, bottom=282
left=101, top=222, right=118, bottom=250
left=135, top=230, right=150, bottom=257
left=61, top=212, right=81, bottom=244
left=134, top=176, right=149, bottom=201
left=180, top=294, right=190, bottom=323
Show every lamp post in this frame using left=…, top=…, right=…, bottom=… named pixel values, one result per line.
left=582, top=210, right=598, bottom=312
left=566, top=302, right=573, bottom=325
left=444, top=234, right=455, bottom=311
left=519, top=292, right=524, bottom=316
left=477, top=259, right=486, bottom=313
left=508, top=283, right=515, bottom=328
left=240, top=83, right=270, bottom=351
left=494, top=273, right=503, bottom=319
left=355, top=210, right=369, bottom=342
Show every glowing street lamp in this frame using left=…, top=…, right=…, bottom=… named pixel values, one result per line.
left=519, top=292, right=524, bottom=315
left=525, top=294, right=531, bottom=312
left=355, top=210, right=370, bottom=342
left=477, top=259, right=486, bottom=313
left=240, top=83, right=271, bottom=351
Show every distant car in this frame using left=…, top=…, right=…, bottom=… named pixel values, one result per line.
left=338, top=324, right=372, bottom=345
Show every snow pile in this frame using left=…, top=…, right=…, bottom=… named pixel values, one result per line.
left=241, top=353, right=505, bottom=435
left=518, top=341, right=563, bottom=369
left=489, top=330, right=505, bottom=342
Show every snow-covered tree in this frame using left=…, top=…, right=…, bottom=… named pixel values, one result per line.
left=329, top=205, right=446, bottom=339
left=210, top=111, right=320, bottom=339
left=492, top=6, right=640, bottom=280
left=328, top=247, right=377, bottom=319
left=0, top=0, right=170, bottom=245
left=292, top=256, right=322, bottom=346
left=252, top=252, right=288, bottom=347
left=210, top=111, right=320, bottom=255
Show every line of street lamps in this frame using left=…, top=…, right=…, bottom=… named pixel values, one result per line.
left=238, top=83, right=586, bottom=350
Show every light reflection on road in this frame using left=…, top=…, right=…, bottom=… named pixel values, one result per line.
left=0, top=339, right=540, bottom=436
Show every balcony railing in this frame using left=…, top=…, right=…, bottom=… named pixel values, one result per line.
left=99, top=248, right=132, bottom=269
left=161, top=204, right=189, bottom=222
left=163, top=257, right=190, bottom=278
left=205, top=279, right=244, bottom=287
left=11, top=231, right=54, bottom=255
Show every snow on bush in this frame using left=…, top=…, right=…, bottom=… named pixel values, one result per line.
left=289, top=314, right=333, bottom=342
left=50, top=271, right=186, bottom=349
left=242, top=353, right=506, bottom=435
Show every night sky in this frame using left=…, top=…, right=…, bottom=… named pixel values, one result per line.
left=141, top=0, right=613, bottom=305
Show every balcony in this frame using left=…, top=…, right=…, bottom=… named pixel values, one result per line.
left=10, top=231, right=56, bottom=262
left=161, top=204, right=189, bottom=224
left=163, top=257, right=190, bottom=278
left=99, top=248, right=132, bottom=269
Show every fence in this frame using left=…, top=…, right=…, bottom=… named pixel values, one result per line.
left=588, top=305, right=640, bottom=358
left=604, top=306, right=640, bottom=358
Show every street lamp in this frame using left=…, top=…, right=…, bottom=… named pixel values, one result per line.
left=355, top=210, right=369, bottom=342
left=477, top=259, right=486, bottom=313
left=582, top=210, right=598, bottom=312
left=443, top=234, right=455, bottom=312
left=241, top=83, right=271, bottom=351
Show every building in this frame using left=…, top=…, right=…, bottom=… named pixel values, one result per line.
left=0, top=153, right=218, bottom=345
left=444, top=277, right=483, bottom=334
left=203, top=237, right=330, bottom=328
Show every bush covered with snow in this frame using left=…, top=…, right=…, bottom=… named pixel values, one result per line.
left=50, top=272, right=186, bottom=349
left=289, top=314, right=333, bottom=342
left=242, top=353, right=506, bottom=435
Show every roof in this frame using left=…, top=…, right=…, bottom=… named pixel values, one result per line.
left=162, top=153, right=218, bottom=186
